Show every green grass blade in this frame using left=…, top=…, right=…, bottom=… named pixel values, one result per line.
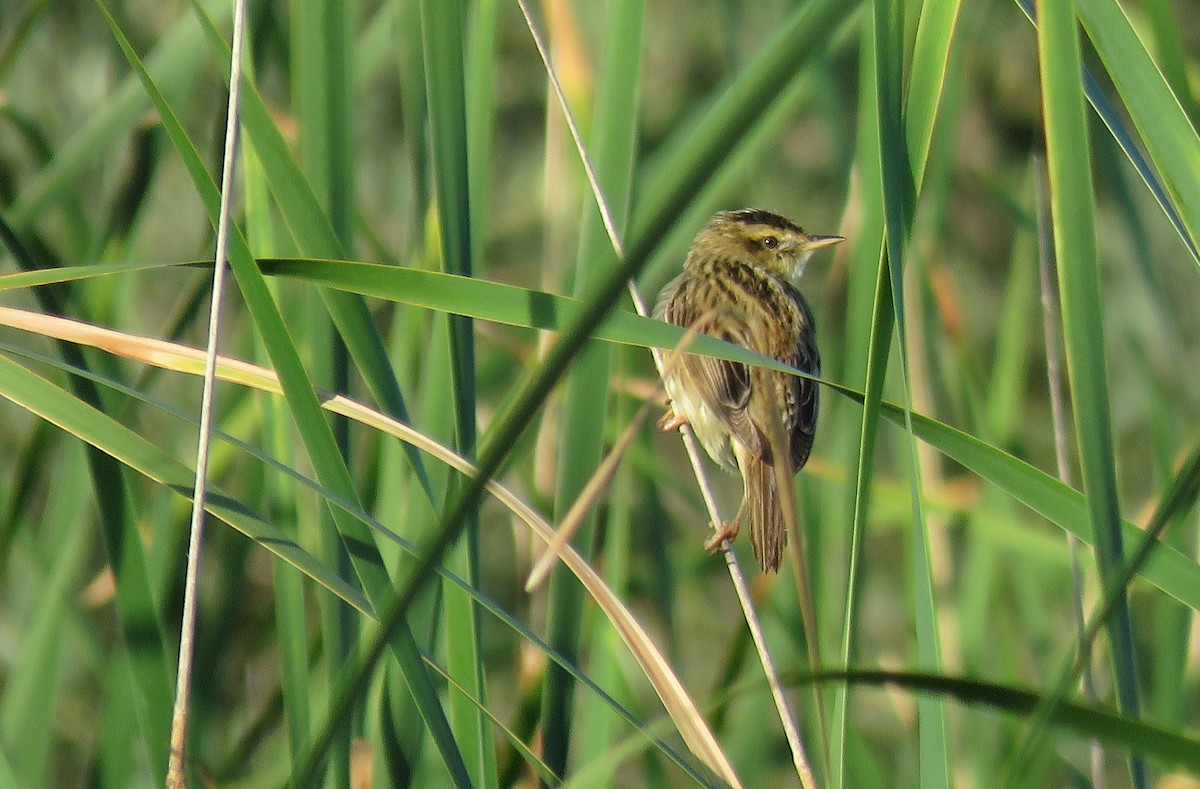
left=0, top=335, right=704, bottom=782
left=2, top=202, right=175, bottom=788
left=0, top=445, right=90, bottom=787
left=1032, top=2, right=1144, bottom=785
left=1075, top=0, right=1200, bottom=267
left=1142, top=0, right=1200, bottom=127
left=907, top=0, right=963, bottom=177
left=0, top=351, right=372, bottom=613
left=875, top=0, right=951, bottom=780
left=1012, top=0, right=1200, bottom=267
left=292, top=2, right=359, bottom=784
left=830, top=31, right=886, bottom=789
left=0, top=259, right=190, bottom=290
left=418, top=1, right=494, bottom=784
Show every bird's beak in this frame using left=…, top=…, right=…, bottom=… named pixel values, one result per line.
left=803, top=234, right=845, bottom=251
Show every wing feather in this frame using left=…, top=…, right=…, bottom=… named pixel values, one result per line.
left=658, top=274, right=764, bottom=459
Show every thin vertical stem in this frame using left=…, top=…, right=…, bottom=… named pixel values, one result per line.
left=165, top=1, right=247, bottom=786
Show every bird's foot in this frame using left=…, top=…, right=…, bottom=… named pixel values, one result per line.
left=658, top=408, right=688, bottom=432
left=704, top=519, right=740, bottom=554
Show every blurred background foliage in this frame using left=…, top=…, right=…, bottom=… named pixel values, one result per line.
left=0, top=0, right=1198, bottom=787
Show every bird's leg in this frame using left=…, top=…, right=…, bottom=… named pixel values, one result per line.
left=704, top=519, right=740, bottom=554
left=658, top=406, right=688, bottom=432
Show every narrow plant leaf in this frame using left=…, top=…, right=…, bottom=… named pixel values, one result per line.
left=1033, top=3, right=1144, bottom=786
left=417, top=1, right=494, bottom=783
left=874, top=0, right=951, bottom=781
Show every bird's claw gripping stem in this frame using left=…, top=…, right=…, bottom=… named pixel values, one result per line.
left=658, top=408, right=688, bottom=432
left=704, top=520, right=740, bottom=554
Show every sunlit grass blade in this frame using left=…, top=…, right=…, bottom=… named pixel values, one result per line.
left=830, top=32, right=887, bottom=789
left=0, top=302, right=740, bottom=784
left=0, top=259, right=190, bottom=290
left=0, top=329, right=716, bottom=784
left=1141, top=0, right=1200, bottom=126
left=144, top=258, right=1200, bottom=620
left=0, top=309, right=720, bottom=777
left=837, top=385, right=1200, bottom=612
left=7, top=297, right=1200, bottom=636
left=907, top=0, right=963, bottom=177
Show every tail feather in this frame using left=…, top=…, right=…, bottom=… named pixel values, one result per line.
left=741, top=454, right=787, bottom=572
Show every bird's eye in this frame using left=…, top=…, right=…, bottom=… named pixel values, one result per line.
left=762, top=236, right=779, bottom=250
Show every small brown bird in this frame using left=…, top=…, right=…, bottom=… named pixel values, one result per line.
left=655, top=209, right=842, bottom=572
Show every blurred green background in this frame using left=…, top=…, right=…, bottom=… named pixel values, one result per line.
left=0, top=0, right=1198, bottom=787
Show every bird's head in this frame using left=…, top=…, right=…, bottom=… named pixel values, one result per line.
left=695, top=208, right=843, bottom=283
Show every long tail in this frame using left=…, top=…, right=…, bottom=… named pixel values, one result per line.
left=741, top=454, right=787, bottom=572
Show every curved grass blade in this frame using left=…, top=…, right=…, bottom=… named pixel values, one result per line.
left=0, top=351, right=372, bottom=615
left=195, top=262, right=1200, bottom=620
left=0, top=259, right=191, bottom=291
left=0, top=333, right=712, bottom=786
left=0, top=305, right=737, bottom=785
left=6, top=303, right=1200, bottom=618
